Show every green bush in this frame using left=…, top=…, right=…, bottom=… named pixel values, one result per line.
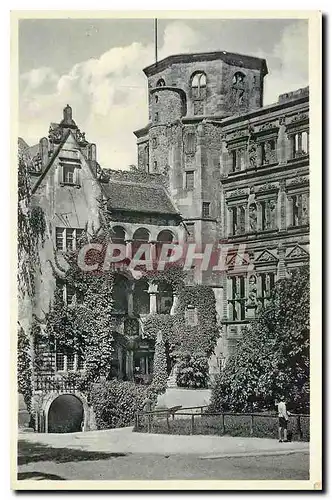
left=89, top=380, right=149, bottom=429
left=176, top=352, right=209, bottom=389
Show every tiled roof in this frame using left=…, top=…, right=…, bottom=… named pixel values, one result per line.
left=102, top=181, right=179, bottom=215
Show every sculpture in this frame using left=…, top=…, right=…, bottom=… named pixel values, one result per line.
left=249, top=203, right=257, bottom=231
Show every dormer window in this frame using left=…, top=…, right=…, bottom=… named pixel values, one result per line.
left=63, top=165, right=75, bottom=184
left=60, top=161, right=80, bottom=187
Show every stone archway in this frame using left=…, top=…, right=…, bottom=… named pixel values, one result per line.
left=43, top=391, right=89, bottom=433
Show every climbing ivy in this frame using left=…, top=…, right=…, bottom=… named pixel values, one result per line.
left=17, top=153, right=46, bottom=297
left=17, top=325, right=32, bottom=410
left=173, top=285, right=219, bottom=357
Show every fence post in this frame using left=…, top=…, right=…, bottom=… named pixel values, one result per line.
left=135, top=413, right=139, bottom=430
left=166, top=413, right=170, bottom=433
left=191, top=414, right=195, bottom=435
left=200, top=406, right=204, bottom=416
left=250, top=415, right=254, bottom=435
left=297, top=415, right=303, bottom=440
left=148, top=413, right=152, bottom=433
left=222, top=414, right=225, bottom=434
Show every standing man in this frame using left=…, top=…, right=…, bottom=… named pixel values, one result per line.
left=275, top=398, right=289, bottom=442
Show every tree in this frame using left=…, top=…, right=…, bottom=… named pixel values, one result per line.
left=209, top=266, right=310, bottom=413
left=151, top=332, right=168, bottom=393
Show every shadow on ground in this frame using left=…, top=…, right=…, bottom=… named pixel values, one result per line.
left=18, top=471, right=65, bottom=481
left=18, top=439, right=128, bottom=466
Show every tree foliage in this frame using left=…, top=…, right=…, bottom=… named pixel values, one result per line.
left=176, top=351, right=209, bottom=389
left=209, top=266, right=310, bottom=413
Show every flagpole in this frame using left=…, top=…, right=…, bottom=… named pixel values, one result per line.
left=154, top=18, right=158, bottom=63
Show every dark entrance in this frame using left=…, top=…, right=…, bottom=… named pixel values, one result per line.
left=48, top=395, right=84, bottom=433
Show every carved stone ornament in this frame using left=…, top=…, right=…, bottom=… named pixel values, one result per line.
left=248, top=141, right=258, bottom=168
left=259, top=122, right=276, bottom=132
left=226, top=188, right=248, bottom=199
left=290, top=112, right=309, bottom=123
left=247, top=275, right=258, bottom=307
left=257, top=182, right=279, bottom=192
left=286, top=245, right=309, bottom=260
left=48, top=125, right=63, bottom=143
left=227, top=129, right=247, bottom=141
left=255, top=249, right=277, bottom=263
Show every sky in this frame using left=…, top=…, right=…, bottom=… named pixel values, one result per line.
left=19, top=18, right=309, bottom=169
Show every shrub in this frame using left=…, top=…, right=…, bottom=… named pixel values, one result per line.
left=176, top=351, right=209, bottom=389
left=89, top=380, right=149, bottom=429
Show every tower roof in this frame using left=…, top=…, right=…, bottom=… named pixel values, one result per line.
left=143, top=50, right=268, bottom=77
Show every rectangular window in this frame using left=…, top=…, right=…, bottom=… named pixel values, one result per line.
left=56, top=228, right=64, bottom=251
left=292, top=131, right=309, bottom=158
left=67, top=353, right=75, bottom=371
left=232, top=207, right=238, bottom=235
left=56, top=352, right=65, bottom=371
left=231, top=151, right=237, bottom=172
left=66, top=285, right=76, bottom=305
left=66, top=228, right=74, bottom=250
left=202, top=202, right=210, bottom=218
left=185, top=171, right=195, bottom=190
left=55, top=228, right=84, bottom=251
left=63, top=165, right=76, bottom=184
left=228, top=276, right=246, bottom=321
left=77, top=355, right=85, bottom=371
left=261, top=201, right=267, bottom=230
left=292, top=196, right=299, bottom=226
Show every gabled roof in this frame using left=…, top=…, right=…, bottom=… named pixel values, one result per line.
left=102, top=180, right=180, bottom=216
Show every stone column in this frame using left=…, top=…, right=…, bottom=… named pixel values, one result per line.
left=149, top=241, right=157, bottom=268
left=148, top=283, right=158, bottom=314
left=125, top=239, right=133, bottom=260
left=127, top=282, right=134, bottom=316
left=125, top=350, right=134, bottom=380
left=170, top=294, right=178, bottom=315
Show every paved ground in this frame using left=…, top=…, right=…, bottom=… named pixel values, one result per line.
left=18, top=452, right=309, bottom=481
left=18, top=427, right=309, bottom=457
left=17, top=428, right=309, bottom=481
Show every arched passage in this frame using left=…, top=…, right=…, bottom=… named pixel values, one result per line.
left=48, top=394, right=83, bottom=433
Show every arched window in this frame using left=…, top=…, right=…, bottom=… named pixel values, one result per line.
left=191, top=72, right=207, bottom=100
left=156, top=230, right=174, bottom=261
left=133, top=279, right=150, bottom=315
left=110, top=226, right=126, bottom=244
left=112, top=274, right=129, bottom=314
left=133, top=228, right=150, bottom=242
left=156, top=78, right=166, bottom=87
left=132, top=228, right=150, bottom=261
left=232, top=72, right=245, bottom=85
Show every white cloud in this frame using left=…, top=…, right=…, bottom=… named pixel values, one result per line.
left=263, top=21, right=308, bottom=105
left=19, top=20, right=308, bottom=168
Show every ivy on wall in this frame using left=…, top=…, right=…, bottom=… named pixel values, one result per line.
left=17, top=154, right=46, bottom=297
left=17, top=325, right=32, bottom=410
left=173, top=285, right=219, bottom=357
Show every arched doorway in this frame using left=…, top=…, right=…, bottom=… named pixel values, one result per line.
left=48, top=394, right=84, bottom=433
